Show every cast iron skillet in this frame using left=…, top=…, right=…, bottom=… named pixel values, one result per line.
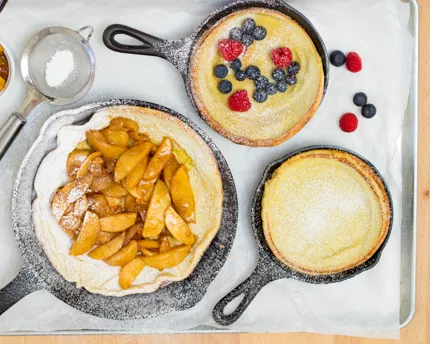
left=212, top=145, right=394, bottom=326
left=0, top=99, right=238, bottom=320
left=103, top=0, right=330, bottom=143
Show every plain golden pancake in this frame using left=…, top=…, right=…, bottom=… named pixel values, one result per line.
left=262, top=150, right=391, bottom=275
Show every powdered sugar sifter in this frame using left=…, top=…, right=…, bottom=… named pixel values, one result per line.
left=0, top=25, right=95, bottom=159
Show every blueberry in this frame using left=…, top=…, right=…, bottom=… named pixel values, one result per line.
left=361, top=104, right=377, bottom=119
left=255, top=76, right=269, bottom=89
left=253, top=26, right=267, bottom=40
left=242, top=18, right=256, bottom=34
left=218, top=80, right=232, bottom=94
left=277, top=81, right=288, bottom=93
left=254, top=89, right=268, bottom=103
left=272, top=68, right=285, bottom=81
left=230, top=59, right=242, bottom=71
left=288, top=62, right=301, bottom=75
left=266, top=83, right=277, bottom=95
left=285, top=75, right=297, bottom=86
left=330, top=50, right=346, bottom=67
left=214, top=65, right=228, bottom=78
left=245, top=65, right=260, bottom=80
left=353, top=92, right=368, bottom=107
left=241, top=34, right=254, bottom=47
left=230, top=27, right=243, bottom=41
left=235, top=69, right=246, bottom=81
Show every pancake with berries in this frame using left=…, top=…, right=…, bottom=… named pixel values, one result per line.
left=190, top=8, right=324, bottom=147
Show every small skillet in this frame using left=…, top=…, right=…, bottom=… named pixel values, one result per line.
left=212, top=145, right=394, bottom=326
left=103, top=0, right=329, bottom=142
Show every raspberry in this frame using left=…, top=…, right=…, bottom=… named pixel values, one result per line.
left=271, top=47, right=292, bottom=68
left=228, top=90, right=251, bottom=112
left=339, top=113, right=358, bottom=133
left=346, top=52, right=362, bottom=73
left=218, top=39, right=243, bottom=61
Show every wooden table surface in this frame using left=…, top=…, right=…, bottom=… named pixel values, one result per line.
left=1, top=0, right=429, bottom=343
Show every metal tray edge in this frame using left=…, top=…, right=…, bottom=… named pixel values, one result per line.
left=399, top=0, right=419, bottom=329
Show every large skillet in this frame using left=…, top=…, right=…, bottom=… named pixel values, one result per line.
left=212, top=146, right=394, bottom=326
left=0, top=99, right=238, bottom=320
left=103, top=0, right=329, bottom=144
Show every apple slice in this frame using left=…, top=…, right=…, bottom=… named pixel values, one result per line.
left=143, top=137, right=173, bottom=181
left=164, top=206, right=195, bottom=245
left=101, top=183, right=129, bottom=198
left=52, top=181, right=77, bottom=221
left=67, top=150, right=91, bottom=179
left=102, top=129, right=129, bottom=147
left=142, top=245, right=191, bottom=270
left=100, top=213, right=137, bottom=232
left=125, top=156, right=148, bottom=189
left=86, top=130, right=127, bottom=159
left=114, top=142, right=152, bottom=182
left=76, top=151, right=102, bottom=179
left=142, top=180, right=171, bottom=238
left=171, top=165, right=196, bottom=223
left=104, top=240, right=138, bottom=266
left=123, top=223, right=143, bottom=245
left=163, top=157, right=180, bottom=191
left=88, top=232, right=125, bottom=260
left=119, top=256, right=146, bottom=290
left=137, top=239, right=160, bottom=249
left=69, top=211, right=100, bottom=256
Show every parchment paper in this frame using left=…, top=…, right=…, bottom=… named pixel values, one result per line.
left=0, top=0, right=412, bottom=338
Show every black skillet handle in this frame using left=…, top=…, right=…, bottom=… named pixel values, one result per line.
left=213, top=255, right=281, bottom=326
left=0, top=266, right=42, bottom=316
left=103, top=24, right=193, bottom=75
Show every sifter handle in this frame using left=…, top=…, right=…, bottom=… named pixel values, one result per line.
left=0, top=112, right=26, bottom=160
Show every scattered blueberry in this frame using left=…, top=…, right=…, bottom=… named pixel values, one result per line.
left=245, top=65, right=260, bottom=80
left=330, top=50, right=346, bottom=67
left=255, top=76, right=269, bottom=89
left=214, top=65, right=228, bottom=78
left=241, top=34, right=254, bottom=47
left=288, top=62, right=301, bottom=75
left=266, top=83, right=277, bottom=95
left=230, top=27, right=243, bottom=41
left=361, top=104, right=377, bottom=119
left=272, top=68, right=285, bottom=81
left=235, top=69, right=246, bottom=81
left=218, top=80, right=232, bottom=94
left=285, top=75, right=297, bottom=86
left=230, top=59, right=242, bottom=71
left=277, top=81, right=288, bottom=93
left=243, top=18, right=256, bottom=34
left=353, top=92, right=368, bottom=107
left=254, top=89, right=268, bottom=103
left=253, top=26, right=267, bottom=41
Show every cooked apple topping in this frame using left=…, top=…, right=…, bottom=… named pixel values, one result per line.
left=51, top=117, right=196, bottom=290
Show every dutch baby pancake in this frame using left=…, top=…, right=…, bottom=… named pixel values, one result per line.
left=262, top=149, right=391, bottom=275
left=190, top=8, right=325, bottom=147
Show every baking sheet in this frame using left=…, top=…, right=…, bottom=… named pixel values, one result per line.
left=0, top=0, right=417, bottom=338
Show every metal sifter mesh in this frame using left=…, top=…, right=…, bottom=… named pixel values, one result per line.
left=28, top=33, right=92, bottom=99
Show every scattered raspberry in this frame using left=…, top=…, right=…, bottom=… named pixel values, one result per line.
left=346, top=52, right=362, bottom=73
left=228, top=90, right=251, bottom=112
left=271, top=47, right=292, bottom=68
left=339, top=113, right=358, bottom=133
left=218, top=39, right=243, bottom=61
